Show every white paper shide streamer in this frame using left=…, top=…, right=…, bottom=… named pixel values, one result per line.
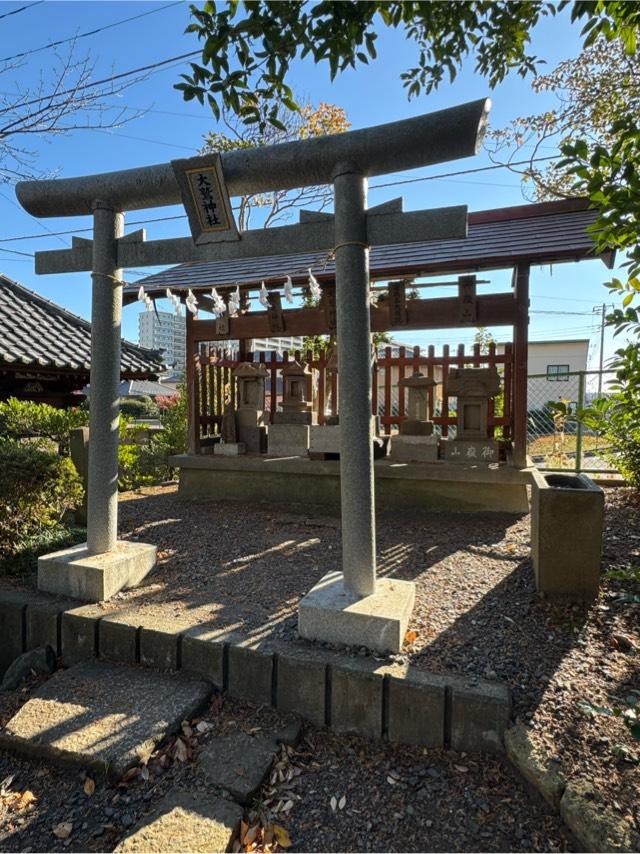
left=185, top=289, right=199, bottom=315
left=164, top=288, right=184, bottom=317
left=308, top=268, right=322, bottom=301
left=210, top=287, right=226, bottom=317
left=137, top=283, right=154, bottom=312
left=283, top=275, right=294, bottom=304
left=228, top=284, right=241, bottom=316
left=259, top=281, right=271, bottom=309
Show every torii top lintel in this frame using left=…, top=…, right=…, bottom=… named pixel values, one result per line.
left=15, top=99, right=490, bottom=219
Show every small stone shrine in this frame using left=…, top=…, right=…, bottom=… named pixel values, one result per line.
left=233, top=362, right=269, bottom=453
left=268, top=360, right=316, bottom=457
left=443, top=366, right=501, bottom=463
left=214, top=399, right=245, bottom=456
left=309, top=345, right=341, bottom=456
left=389, top=372, right=439, bottom=462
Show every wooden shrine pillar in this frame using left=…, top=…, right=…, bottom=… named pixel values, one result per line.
left=512, top=263, right=530, bottom=468
left=185, top=309, right=199, bottom=455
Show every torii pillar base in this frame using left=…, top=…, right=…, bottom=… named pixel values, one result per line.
left=37, top=540, right=157, bottom=603
left=298, top=571, right=415, bottom=654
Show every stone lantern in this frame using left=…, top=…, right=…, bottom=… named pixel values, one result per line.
left=444, top=366, right=501, bottom=463
left=232, top=362, right=269, bottom=453
left=389, top=371, right=439, bottom=461
left=268, top=360, right=317, bottom=457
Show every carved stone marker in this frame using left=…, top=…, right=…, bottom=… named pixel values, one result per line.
left=269, top=360, right=316, bottom=457
left=389, top=372, right=439, bottom=462
left=443, top=367, right=501, bottom=463
left=233, top=362, right=269, bottom=453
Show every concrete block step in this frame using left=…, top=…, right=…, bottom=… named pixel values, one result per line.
left=0, top=661, right=212, bottom=780
left=115, top=789, right=243, bottom=853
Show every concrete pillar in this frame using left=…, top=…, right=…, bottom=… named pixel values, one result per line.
left=333, top=165, right=376, bottom=598
left=87, top=202, right=124, bottom=555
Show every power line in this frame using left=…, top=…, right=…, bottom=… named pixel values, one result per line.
left=0, top=245, right=34, bottom=257
left=0, top=49, right=201, bottom=116
left=0, top=1, right=42, bottom=22
left=92, top=128, right=196, bottom=153
left=0, top=2, right=183, bottom=64
left=368, top=156, right=557, bottom=190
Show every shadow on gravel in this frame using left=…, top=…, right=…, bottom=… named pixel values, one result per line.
left=411, top=560, right=589, bottom=718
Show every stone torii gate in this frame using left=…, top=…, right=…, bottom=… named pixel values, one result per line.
left=16, top=98, right=490, bottom=650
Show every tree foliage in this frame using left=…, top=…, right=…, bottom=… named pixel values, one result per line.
left=200, top=101, right=350, bottom=228
left=561, top=121, right=640, bottom=484
left=487, top=38, right=640, bottom=200
left=176, top=1, right=640, bottom=131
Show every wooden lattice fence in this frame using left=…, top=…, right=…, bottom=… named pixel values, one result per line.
left=193, top=342, right=513, bottom=444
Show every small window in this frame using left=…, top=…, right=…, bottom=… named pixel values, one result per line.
left=547, top=364, right=570, bottom=382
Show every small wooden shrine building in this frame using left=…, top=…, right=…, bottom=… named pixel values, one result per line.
left=125, top=197, right=613, bottom=504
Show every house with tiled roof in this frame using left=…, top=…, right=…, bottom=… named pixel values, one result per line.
left=0, top=274, right=164, bottom=408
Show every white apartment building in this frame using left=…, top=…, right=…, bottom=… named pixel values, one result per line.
left=250, top=336, right=305, bottom=353
left=138, top=310, right=186, bottom=371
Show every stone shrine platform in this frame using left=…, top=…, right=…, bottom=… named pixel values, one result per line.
left=170, top=453, right=532, bottom=513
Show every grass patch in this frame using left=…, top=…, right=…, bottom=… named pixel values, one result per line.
left=528, top=434, right=605, bottom=457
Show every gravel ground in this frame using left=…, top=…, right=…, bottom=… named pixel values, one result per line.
left=1, top=483, right=638, bottom=846
left=0, top=693, right=573, bottom=853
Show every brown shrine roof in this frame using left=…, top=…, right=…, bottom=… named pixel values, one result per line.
left=124, top=198, right=614, bottom=304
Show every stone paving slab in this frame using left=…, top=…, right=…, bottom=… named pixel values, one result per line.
left=200, top=732, right=280, bottom=803
left=115, top=789, right=243, bottom=853
left=0, top=661, right=211, bottom=780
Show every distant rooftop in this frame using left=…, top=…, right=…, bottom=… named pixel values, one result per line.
left=0, top=274, right=164, bottom=378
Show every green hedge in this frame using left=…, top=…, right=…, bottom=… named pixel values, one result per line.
left=0, top=441, right=84, bottom=564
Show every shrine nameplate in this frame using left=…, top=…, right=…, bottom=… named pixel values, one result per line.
left=172, top=154, right=239, bottom=245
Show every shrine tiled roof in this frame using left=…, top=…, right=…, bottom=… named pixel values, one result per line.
left=125, top=198, right=614, bottom=302
left=0, top=274, right=164, bottom=377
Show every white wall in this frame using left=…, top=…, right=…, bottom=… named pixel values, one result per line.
left=527, top=340, right=589, bottom=405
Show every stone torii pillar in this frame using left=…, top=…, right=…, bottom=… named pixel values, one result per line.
left=16, top=98, right=490, bottom=636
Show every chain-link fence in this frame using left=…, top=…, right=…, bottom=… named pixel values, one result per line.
left=527, top=369, right=619, bottom=474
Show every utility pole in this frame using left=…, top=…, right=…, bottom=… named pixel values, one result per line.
left=595, top=303, right=606, bottom=396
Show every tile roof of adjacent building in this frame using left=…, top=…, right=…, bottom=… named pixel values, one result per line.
left=0, top=274, right=164, bottom=377
left=124, top=198, right=615, bottom=303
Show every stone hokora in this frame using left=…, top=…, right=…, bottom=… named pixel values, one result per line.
left=389, top=371, right=439, bottom=462
left=233, top=362, right=269, bottom=453
left=269, top=360, right=318, bottom=458
left=444, top=366, right=501, bottom=463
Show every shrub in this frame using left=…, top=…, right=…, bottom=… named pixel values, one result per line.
left=0, top=524, right=86, bottom=577
left=0, top=398, right=88, bottom=454
left=0, top=441, right=84, bottom=563
left=579, top=343, right=640, bottom=487
left=120, top=396, right=160, bottom=419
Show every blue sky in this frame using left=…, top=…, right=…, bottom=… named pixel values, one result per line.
left=0, top=0, right=622, bottom=370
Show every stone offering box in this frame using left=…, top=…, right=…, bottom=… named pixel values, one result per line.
left=530, top=470, right=604, bottom=601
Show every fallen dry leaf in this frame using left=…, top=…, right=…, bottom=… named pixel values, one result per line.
left=273, top=824, right=292, bottom=849
left=404, top=629, right=418, bottom=645
left=338, top=794, right=346, bottom=810
left=52, top=821, right=73, bottom=839
left=330, top=796, right=337, bottom=812
left=173, top=737, right=189, bottom=763
left=243, top=823, right=259, bottom=846
left=83, top=777, right=96, bottom=796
